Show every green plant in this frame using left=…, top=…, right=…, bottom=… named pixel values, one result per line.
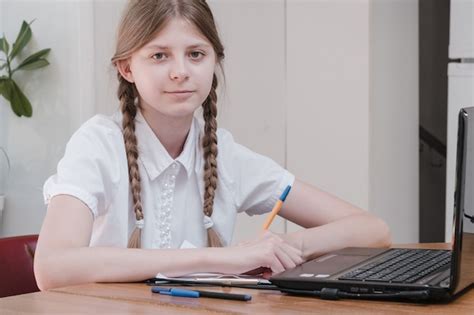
left=0, top=20, right=51, bottom=117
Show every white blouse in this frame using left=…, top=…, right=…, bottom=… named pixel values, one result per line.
left=43, top=110, right=295, bottom=249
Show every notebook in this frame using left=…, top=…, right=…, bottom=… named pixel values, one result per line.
left=154, top=272, right=271, bottom=286
left=147, top=240, right=273, bottom=287
left=270, top=107, right=474, bottom=302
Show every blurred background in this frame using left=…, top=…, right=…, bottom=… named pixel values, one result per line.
left=0, top=0, right=472, bottom=245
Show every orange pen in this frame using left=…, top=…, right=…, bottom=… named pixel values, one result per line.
left=262, top=185, right=292, bottom=230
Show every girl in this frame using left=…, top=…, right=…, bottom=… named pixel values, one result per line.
left=34, top=0, right=391, bottom=290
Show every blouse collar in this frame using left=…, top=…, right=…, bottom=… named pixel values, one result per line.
left=134, top=110, right=196, bottom=181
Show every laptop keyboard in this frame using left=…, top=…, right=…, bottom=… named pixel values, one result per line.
left=338, top=249, right=451, bottom=284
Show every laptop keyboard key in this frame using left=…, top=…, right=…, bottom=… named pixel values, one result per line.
left=338, top=249, right=451, bottom=284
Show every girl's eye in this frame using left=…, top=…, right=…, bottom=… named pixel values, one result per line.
left=152, top=51, right=204, bottom=61
left=152, top=53, right=166, bottom=60
left=190, top=51, right=204, bottom=60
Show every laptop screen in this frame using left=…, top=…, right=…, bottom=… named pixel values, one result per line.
left=451, top=107, right=474, bottom=295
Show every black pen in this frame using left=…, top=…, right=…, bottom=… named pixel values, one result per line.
left=152, top=286, right=252, bottom=301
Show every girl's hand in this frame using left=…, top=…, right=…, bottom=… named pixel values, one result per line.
left=222, top=231, right=304, bottom=278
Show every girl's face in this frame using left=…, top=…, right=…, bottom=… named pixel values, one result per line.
left=121, top=18, right=217, bottom=119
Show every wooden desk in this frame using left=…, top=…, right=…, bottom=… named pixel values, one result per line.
left=1, top=243, right=473, bottom=314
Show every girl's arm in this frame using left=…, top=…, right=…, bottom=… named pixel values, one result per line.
left=277, top=179, right=392, bottom=261
left=34, top=195, right=303, bottom=290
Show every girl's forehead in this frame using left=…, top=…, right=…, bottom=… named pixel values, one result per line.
left=143, top=17, right=212, bottom=50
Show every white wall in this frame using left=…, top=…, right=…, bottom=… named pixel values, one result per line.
left=208, top=0, right=288, bottom=242
left=286, top=0, right=370, bottom=235
left=370, top=0, right=419, bottom=243
left=0, top=0, right=419, bottom=244
left=0, top=0, right=96, bottom=236
left=93, top=0, right=126, bottom=115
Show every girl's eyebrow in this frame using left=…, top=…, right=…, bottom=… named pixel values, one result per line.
left=144, top=43, right=212, bottom=50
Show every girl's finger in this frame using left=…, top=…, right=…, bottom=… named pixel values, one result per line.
left=279, top=242, right=304, bottom=265
left=274, top=244, right=298, bottom=270
left=270, top=255, right=285, bottom=274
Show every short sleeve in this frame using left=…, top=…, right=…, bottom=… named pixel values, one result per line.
left=43, top=116, right=122, bottom=218
left=218, top=130, right=295, bottom=216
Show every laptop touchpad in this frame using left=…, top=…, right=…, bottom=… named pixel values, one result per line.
left=297, top=254, right=369, bottom=276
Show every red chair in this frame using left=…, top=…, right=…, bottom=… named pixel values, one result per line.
left=0, top=234, right=40, bottom=298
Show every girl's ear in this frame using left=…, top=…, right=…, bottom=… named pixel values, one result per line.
left=116, top=59, right=135, bottom=83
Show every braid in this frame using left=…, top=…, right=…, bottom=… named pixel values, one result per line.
left=202, top=74, right=223, bottom=247
left=118, top=75, right=144, bottom=248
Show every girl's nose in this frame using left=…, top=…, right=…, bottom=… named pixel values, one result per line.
left=169, top=60, right=189, bottom=81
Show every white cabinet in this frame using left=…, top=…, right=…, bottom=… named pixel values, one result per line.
left=445, top=0, right=474, bottom=241
left=446, top=63, right=474, bottom=240
left=449, top=0, right=474, bottom=59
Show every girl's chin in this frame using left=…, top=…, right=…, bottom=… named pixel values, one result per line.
left=147, top=103, right=201, bottom=119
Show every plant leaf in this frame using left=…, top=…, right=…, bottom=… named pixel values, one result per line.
left=9, top=80, right=32, bottom=117
left=0, top=77, right=10, bottom=101
left=0, top=78, right=12, bottom=102
left=0, top=80, right=14, bottom=116
left=16, top=48, right=50, bottom=71
left=0, top=36, right=9, bottom=56
left=9, top=21, right=32, bottom=61
left=16, top=58, right=49, bottom=71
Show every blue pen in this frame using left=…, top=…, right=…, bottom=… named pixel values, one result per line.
left=153, top=287, right=199, bottom=298
left=152, top=286, right=252, bottom=301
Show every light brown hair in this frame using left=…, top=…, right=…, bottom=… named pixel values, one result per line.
left=111, top=0, right=225, bottom=248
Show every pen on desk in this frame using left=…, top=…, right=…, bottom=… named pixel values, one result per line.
left=262, top=185, right=292, bottom=230
left=151, top=286, right=252, bottom=301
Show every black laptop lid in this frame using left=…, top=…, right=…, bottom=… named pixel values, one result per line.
left=450, top=107, right=474, bottom=296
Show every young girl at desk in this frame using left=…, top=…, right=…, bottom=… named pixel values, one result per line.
left=34, top=0, right=391, bottom=290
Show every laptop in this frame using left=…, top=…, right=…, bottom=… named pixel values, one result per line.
left=270, top=107, right=474, bottom=302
